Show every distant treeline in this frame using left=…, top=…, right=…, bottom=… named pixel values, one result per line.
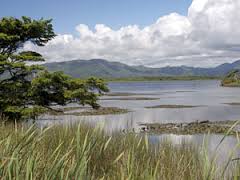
left=105, top=76, right=221, bottom=82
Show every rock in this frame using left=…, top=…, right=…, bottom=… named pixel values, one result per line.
left=199, top=120, right=210, bottom=124
left=141, top=127, right=147, bottom=132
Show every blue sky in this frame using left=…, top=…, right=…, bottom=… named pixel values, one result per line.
left=0, top=0, right=192, bottom=34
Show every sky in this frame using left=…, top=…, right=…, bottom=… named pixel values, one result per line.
left=0, top=0, right=192, bottom=34
left=1, top=0, right=240, bottom=67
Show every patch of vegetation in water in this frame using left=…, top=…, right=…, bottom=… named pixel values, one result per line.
left=145, top=105, right=204, bottom=109
left=224, top=103, right=240, bottom=106
left=49, top=107, right=129, bottom=116
left=221, top=70, right=240, bottom=87
left=62, top=106, right=86, bottom=111
left=106, top=76, right=220, bottom=82
left=175, top=91, right=196, bottom=93
left=101, top=97, right=159, bottom=101
left=105, top=92, right=156, bottom=96
left=139, top=120, right=239, bottom=135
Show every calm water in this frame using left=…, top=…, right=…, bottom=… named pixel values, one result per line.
left=37, top=80, right=240, bottom=165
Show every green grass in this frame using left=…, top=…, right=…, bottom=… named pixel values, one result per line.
left=221, top=70, right=240, bottom=87
left=0, top=122, right=239, bottom=179
left=106, top=76, right=220, bottom=82
left=48, top=107, right=129, bottom=116
left=221, top=82, right=240, bottom=87
left=145, top=105, right=203, bottom=109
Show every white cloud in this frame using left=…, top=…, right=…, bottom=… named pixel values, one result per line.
left=23, top=0, right=240, bottom=67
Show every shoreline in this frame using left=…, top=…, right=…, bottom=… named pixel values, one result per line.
left=105, top=76, right=220, bottom=82
left=139, top=120, right=240, bottom=135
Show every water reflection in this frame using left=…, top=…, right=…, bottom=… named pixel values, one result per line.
left=149, top=134, right=240, bottom=167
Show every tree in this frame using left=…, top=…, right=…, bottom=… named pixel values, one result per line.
left=0, top=16, right=109, bottom=121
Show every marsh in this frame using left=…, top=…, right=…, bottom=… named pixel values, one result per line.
left=35, top=80, right=240, bottom=164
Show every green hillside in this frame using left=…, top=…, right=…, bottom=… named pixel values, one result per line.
left=44, top=59, right=240, bottom=78
left=221, top=70, right=240, bottom=87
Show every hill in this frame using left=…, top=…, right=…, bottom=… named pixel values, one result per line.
left=44, top=59, right=240, bottom=78
left=221, top=70, right=240, bottom=87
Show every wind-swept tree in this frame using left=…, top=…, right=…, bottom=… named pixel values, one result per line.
left=0, top=16, right=109, bottom=121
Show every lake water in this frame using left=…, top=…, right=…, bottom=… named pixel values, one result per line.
left=37, top=80, right=240, bottom=166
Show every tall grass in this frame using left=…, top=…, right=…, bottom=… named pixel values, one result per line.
left=0, top=122, right=239, bottom=179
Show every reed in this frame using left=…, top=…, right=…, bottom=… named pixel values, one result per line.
left=0, top=122, right=239, bottom=179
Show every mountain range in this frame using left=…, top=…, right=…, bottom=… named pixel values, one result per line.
left=44, top=59, right=240, bottom=78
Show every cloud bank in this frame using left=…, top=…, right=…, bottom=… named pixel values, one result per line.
left=24, top=0, right=240, bottom=67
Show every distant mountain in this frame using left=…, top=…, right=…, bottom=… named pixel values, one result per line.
left=44, top=59, right=240, bottom=78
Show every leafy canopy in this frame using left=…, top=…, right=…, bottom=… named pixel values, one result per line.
left=0, top=16, right=109, bottom=121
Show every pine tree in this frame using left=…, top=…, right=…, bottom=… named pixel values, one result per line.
left=0, top=16, right=109, bottom=121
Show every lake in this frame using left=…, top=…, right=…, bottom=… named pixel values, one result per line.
left=37, top=80, right=240, bottom=165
